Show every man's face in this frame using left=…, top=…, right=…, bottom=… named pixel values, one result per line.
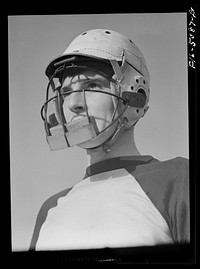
left=61, top=69, right=115, bottom=134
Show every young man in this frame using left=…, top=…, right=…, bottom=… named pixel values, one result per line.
left=30, top=29, right=189, bottom=251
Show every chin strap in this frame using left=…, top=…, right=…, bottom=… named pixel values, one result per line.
left=87, top=117, right=127, bottom=154
left=104, top=118, right=127, bottom=146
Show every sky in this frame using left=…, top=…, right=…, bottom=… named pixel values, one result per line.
left=8, top=13, right=188, bottom=251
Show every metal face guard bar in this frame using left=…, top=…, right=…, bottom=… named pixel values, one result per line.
left=41, top=88, right=129, bottom=150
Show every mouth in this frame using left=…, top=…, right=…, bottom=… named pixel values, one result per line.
left=70, top=115, right=86, bottom=123
left=70, top=115, right=111, bottom=125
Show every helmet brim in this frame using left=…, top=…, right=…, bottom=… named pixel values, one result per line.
left=45, top=52, right=115, bottom=79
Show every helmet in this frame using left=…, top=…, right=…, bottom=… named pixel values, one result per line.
left=41, top=29, right=150, bottom=151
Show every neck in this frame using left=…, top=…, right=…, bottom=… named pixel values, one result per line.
left=86, top=127, right=141, bottom=166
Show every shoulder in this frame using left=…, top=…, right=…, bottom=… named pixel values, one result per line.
left=157, top=156, right=189, bottom=173
left=157, top=157, right=189, bottom=183
left=130, top=156, right=189, bottom=197
left=132, top=156, right=189, bottom=180
left=38, top=186, right=73, bottom=218
left=29, top=186, right=73, bottom=250
left=162, top=156, right=189, bottom=168
left=134, top=156, right=190, bottom=210
left=147, top=156, right=188, bottom=176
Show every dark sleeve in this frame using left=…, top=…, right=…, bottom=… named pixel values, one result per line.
left=29, top=187, right=73, bottom=250
left=167, top=158, right=190, bottom=243
left=127, top=157, right=190, bottom=244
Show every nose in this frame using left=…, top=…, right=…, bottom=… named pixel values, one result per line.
left=67, top=91, right=86, bottom=114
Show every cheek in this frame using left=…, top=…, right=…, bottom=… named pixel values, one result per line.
left=91, top=94, right=113, bottom=113
left=87, top=94, right=115, bottom=128
left=62, top=99, right=73, bottom=121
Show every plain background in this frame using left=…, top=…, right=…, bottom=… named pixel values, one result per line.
left=9, top=13, right=188, bottom=251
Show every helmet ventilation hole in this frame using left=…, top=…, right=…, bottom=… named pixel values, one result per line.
left=137, top=88, right=146, bottom=96
left=82, top=32, right=87, bottom=35
left=136, top=79, right=139, bottom=83
left=105, top=31, right=111, bottom=34
left=136, top=109, right=140, bottom=114
left=130, top=86, right=134, bottom=91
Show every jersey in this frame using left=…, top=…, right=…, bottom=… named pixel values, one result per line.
left=29, top=155, right=190, bottom=250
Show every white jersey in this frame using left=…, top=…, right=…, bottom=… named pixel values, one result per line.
left=36, top=168, right=172, bottom=250
left=30, top=155, right=190, bottom=251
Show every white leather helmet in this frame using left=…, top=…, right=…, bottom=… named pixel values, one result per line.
left=41, top=29, right=150, bottom=151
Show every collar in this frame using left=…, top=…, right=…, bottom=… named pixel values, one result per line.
left=84, top=155, right=157, bottom=178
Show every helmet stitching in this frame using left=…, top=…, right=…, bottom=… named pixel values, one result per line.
left=69, top=47, right=124, bottom=59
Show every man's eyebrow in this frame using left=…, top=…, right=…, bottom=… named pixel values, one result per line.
left=61, top=77, right=109, bottom=89
left=61, top=79, right=91, bottom=90
left=84, top=77, right=110, bottom=84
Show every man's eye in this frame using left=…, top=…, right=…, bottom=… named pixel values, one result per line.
left=87, top=82, right=100, bottom=90
left=61, top=89, right=71, bottom=97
